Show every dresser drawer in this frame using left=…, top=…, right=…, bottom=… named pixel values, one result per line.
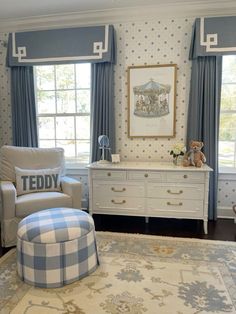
left=93, top=181, right=145, bottom=197
left=89, top=162, right=211, bottom=234
left=147, top=183, right=204, bottom=200
left=166, top=171, right=205, bottom=183
left=92, top=170, right=126, bottom=180
left=147, top=198, right=203, bottom=218
left=127, top=171, right=165, bottom=181
left=93, top=196, right=145, bottom=215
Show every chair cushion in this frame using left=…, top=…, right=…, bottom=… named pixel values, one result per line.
left=17, top=208, right=94, bottom=243
left=15, top=167, right=61, bottom=196
left=16, top=192, right=72, bottom=218
left=0, top=145, right=65, bottom=182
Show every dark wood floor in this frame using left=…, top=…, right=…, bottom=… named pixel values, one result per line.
left=1, top=216, right=235, bottom=257
left=94, top=215, right=236, bottom=241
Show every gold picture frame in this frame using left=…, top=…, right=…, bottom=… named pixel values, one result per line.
left=128, top=64, right=177, bottom=138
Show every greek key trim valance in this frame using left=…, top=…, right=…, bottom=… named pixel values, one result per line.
left=7, top=25, right=116, bottom=66
left=190, top=16, right=236, bottom=59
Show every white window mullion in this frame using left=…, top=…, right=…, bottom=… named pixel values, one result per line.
left=35, top=63, right=91, bottom=163
left=219, top=55, right=236, bottom=170
left=54, top=65, right=57, bottom=146
left=33, top=67, right=41, bottom=147
left=234, top=142, right=236, bottom=168
left=74, top=64, right=78, bottom=158
left=53, top=115, right=56, bottom=147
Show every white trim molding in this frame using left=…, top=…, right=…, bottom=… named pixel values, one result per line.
left=217, top=206, right=235, bottom=219
left=218, top=173, right=236, bottom=181
left=1, top=1, right=236, bottom=32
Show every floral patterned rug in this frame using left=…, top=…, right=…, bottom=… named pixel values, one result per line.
left=0, top=232, right=236, bottom=314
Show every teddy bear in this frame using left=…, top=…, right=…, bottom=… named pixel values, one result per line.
left=183, top=140, right=206, bottom=167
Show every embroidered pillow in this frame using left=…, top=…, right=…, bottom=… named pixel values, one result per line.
left=15, top=167, right=61, bottom=196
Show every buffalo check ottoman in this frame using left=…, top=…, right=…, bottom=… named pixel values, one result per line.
left=16, top=208, right=99, bottom=288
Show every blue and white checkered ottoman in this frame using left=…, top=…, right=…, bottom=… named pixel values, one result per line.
left=17, top=208, right=99, bottom=288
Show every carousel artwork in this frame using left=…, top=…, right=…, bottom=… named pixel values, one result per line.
left=133, top=79, right=171, bottom=117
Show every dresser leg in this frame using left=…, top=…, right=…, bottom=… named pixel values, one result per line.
left=203, top=220, right=208, bottom=234
left=145, top=217, right=149, bottom=223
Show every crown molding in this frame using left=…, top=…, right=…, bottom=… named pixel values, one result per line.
left=1, top=0, right=236, bottom=32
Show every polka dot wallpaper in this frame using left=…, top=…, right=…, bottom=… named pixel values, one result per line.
left=218, top=178, right=236, bottom=208
left=0, top=33, right=12, bottom=146
left=114, top=18, right=192, bottom=162
left=0, top=18, right=235, bottom=215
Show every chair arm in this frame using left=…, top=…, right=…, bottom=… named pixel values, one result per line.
left=0, top=181, right=16, bottom=220
left=60, top=176, right=82, bottom=209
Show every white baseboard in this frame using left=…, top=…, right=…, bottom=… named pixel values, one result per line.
left=82, top=198, right=89, bottom=210
left=217, top=206, right=235, bottom=219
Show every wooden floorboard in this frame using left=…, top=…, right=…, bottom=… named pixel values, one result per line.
left=0, top=216, right=235, bottom=257
left=94, top=215, right=236, bottom=241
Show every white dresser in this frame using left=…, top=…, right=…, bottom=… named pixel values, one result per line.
left=87, top=162, right=212, bottom=234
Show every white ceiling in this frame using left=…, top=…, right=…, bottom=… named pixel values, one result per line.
left=0, top=0, right=234, bottom=20
left=1, top=0, right=236, bottom=31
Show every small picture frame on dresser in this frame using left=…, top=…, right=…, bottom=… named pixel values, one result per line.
left=111, top=154, right=120, bottom=163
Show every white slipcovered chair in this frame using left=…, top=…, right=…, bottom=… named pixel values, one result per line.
left=0, top=145, right=82, bottom=247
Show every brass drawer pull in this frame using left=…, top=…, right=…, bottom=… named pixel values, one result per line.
left=111, top=199, right=126, bottom=204
left=144, top=173, right=148, bottom=178
left=183, top=174, right=188, bottom=179
left=167, top=189, right=183, bottom=195
left=107, top=172, right=111, bottom=176
left=111, top=187, right=126, bottom=192
left=167, top=201, right=183, bottom=206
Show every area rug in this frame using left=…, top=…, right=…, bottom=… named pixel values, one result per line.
left=0, top=232, right=236, bottom=314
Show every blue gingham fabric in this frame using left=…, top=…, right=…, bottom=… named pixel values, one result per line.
left=17, top=208, right=99, bottom=288
left=17, top=208, right=94, bottom=243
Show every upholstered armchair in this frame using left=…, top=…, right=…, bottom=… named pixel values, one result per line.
left=0, top=145, right=82, bottom=247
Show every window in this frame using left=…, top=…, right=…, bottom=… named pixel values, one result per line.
left=35, top=63, right=91, bottom=164
left=219, top=56, right=236, bottom=170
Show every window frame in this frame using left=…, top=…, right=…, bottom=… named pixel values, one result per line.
left=34, top=63, right=91, bottom=167
left=219, top=55, right=236, bottom=173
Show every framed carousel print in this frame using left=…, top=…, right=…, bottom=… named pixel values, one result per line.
left=128, top=64, right=177, bottom=138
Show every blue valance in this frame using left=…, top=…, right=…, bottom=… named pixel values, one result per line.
left=7, top=25, right=116, bottom=66
left=190, top=16, right=236, bottom=60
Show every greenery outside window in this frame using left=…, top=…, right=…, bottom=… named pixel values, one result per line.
left=35, top=63, right=91, bottom=165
